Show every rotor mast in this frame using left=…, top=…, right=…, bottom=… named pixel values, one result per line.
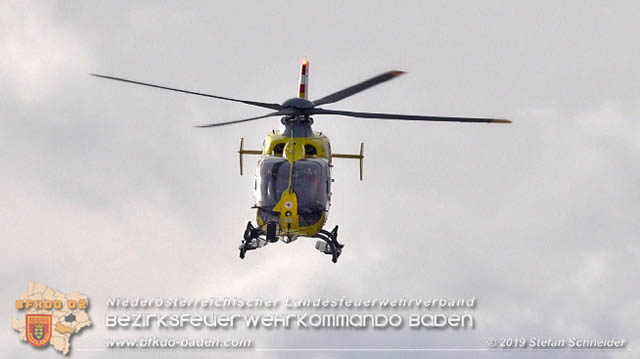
left=281, top=58, right=315, bottom=137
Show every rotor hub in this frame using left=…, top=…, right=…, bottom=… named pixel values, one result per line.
left=281, top=97, right=314, bottom=110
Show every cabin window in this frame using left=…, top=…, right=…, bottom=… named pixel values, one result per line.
left=304, top=144, right=318, bottom=156
left=272, top=143, right=285, bottom=156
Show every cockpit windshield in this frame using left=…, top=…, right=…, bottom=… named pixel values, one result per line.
left=255, top=157, right=329, bottom=212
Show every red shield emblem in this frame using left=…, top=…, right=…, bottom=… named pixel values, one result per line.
left=26, top=314, right=52, bottom=347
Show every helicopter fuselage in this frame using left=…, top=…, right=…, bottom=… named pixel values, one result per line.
left=253, top=119, right=332, bottom=241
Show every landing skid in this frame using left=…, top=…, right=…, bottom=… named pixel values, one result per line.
left=239, top=222, right=344, bottom=263
left=314, top=226, right=343, bottom=263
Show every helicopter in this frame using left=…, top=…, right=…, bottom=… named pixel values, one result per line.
left=91, top=59, right=510, bottom=263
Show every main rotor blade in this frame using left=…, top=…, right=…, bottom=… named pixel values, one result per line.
left=311, top=108, right=511, bottom=123
left=312, top=71, right=406, bottom=107
left=90, top=73, right=283, bottom=111
left=195, top=111, right=287, bottom=128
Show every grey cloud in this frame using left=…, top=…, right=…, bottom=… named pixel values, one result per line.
left=2, top=1, right=639, bottom=358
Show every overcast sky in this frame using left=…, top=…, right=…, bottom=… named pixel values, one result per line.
left=2, top=1, right=639, bottom=358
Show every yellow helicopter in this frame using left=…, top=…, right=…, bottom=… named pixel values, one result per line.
left=91, top=59, right=509, bottom=263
